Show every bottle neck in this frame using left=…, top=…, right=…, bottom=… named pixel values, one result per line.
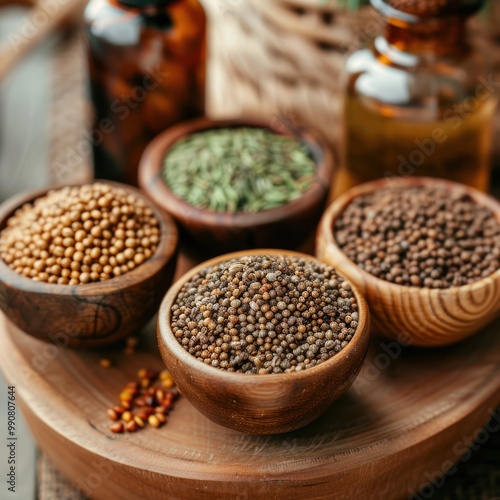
left=116, top=0, right=178, bottom=8
left=383, top=16, right=468, bottom=55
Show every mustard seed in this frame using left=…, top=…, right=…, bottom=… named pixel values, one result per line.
left=0, top=183, right=160, bottom=284
left=170, top=255, right=358, bottom=374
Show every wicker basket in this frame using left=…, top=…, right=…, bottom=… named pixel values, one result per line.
left=205, top=0, right=500, bottom=164
left=205, top=0, right=374, bottom=152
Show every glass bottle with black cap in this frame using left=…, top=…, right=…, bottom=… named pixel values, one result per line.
left=84, top=0, right=206, bottom=184
left=333, top=0, right=496, bottom=198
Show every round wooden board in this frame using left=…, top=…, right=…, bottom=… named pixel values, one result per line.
left=0, top=304, right=500, bottom=499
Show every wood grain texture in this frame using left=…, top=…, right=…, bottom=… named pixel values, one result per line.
left=0, top=310, right=499, bottom=499
left=0, top=182, right=179, bottom=347
left=138, top=117, right=334, bottom=256
left=157, top=249, right=370, bottom=434
left=317, top=177, right=500, bottom=347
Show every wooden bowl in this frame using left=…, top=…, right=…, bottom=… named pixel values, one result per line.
left=317, top=177, right=500, bottom=347
left=0, top=181, right=179, bottom=348
left=157, top=249, right=370, bottom=435
left=138, top=117, right=334, bottom=256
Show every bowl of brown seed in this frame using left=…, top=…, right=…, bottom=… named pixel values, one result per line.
left=317, top=177, right=500, bottom=347
left=157, top=249, right=370, bottom=434
left=138, top=117, right=334, bottom=256
left=0, top=181, right=178, bottom=347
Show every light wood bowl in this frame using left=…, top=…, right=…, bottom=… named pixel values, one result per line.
left=157, top=249, right=370, bottom=435
left=139, top=117, right=334, bottom=256
left=0, top=181, right=179, bottom=348
left=317, top=177, right=500, bottom=347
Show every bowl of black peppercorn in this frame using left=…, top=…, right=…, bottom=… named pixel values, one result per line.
left=157, top=249, right=371, bottom=435
left=317, top=177, right=500, bottom=347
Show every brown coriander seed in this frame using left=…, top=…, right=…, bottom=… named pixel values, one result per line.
left=125, top=420, right=138, bottom=433
left=0, top=183, right=161, bottom=284
left=107, top=408, right=119, bottom=421
left=121, top=411, right=133, bottom=423
left=148, top=415, right=161, bottom=428
left=155, top=413, right=167, bottom=424
left=99, top=358, right=112, bottom=368
left=110, top=422, right=124, bottom=433
left=137, top=408, right=154, bottom=420
left=121, top=400, right=132, bottom=410
left=126, top=336, right=139, bottom=348
left=170, top=256, right=358, bottom=374
left=133, top=415, right=146, bottom=428
left=112, top=405, right=125, bottom=415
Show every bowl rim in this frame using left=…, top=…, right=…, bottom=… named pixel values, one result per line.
left=0, top=180, right=179, bottom=296
left=157, top=248, right=370, bottom=384
left=319, top=176, right=500, bottom=294
left=138, top=116, right=334, bottom=230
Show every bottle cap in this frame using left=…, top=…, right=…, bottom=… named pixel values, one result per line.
left=118, top=0, right=174, bottom=8
left=372, top=0, right=484, bottom=19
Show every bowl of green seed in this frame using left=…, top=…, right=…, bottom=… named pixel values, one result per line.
left=317, top=177, right=500, bottom=347
left=157, top=249, right=370, bottom=434
left=139, top=117, right=334, bottom=255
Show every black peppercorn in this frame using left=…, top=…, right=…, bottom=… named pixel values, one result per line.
left=334, top=186, right=500, bottom=289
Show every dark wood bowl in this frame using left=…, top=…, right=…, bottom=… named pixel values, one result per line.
left=138, top=117, right=334, bottom=256
left=317, top=177, right=500, bottom=347
left=0, top=181, right=179, bottom=348
left=157, top=249, right=370, bottom=435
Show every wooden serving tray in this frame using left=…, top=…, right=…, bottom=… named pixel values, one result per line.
left=0, top=274, right=499, bottom=500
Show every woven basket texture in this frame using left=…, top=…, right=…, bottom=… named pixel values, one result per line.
left=204, top=0, right=500, bottom=164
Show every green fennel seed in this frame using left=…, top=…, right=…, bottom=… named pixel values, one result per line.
left=162, top=127, right=316, bottom=213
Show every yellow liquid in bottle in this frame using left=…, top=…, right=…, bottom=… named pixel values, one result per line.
left=334, top=94, right=496, bottom=198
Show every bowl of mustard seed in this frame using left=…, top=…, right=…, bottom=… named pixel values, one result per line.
left=157, top=249, right=370, bottom=434
left=317, top=177, right=500, bottom=347
left=0, top=181, right=178, bottom=347
left=138, top=117, right=334, bottom=256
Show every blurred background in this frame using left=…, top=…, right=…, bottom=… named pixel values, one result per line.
left=0, top=0, right=499, bottom=201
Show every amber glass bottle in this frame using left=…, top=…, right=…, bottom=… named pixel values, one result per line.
left=84, top=0, right=206, bottom=184
left=334, top=0, right=496, bottom=198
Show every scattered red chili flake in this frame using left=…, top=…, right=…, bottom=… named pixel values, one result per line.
left=110, top=422, right=124, bottom=433
left=124, top=336, right=139, bottom=355
left=99, top=358, right=112, bottom=368
left=107, top=369, right=179, bottom=434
